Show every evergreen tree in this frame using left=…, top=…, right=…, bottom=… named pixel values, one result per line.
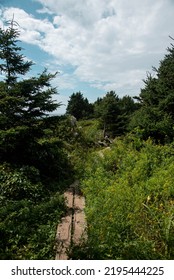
left=94, top=91, right=126, bottom=137
left=0, top=25, right=61, bottom=170
left=66, top=91, right=93, bottom=120
left=0, top=24, right=72, bottom=260
left=131, top=39, right=174, bottom=143
left=0, top=26, right=33, bottom=85
left=119, top=95, right=140, bottom=115
left=0, top=26, right=59, bottom=129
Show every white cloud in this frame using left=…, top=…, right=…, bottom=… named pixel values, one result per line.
left=51, top=93, right=68, bottom=115
left=36, top=7, right=54, bottom=15
left=1, top=7, right=54, bottom=44
left=55, top=73, right=78, bottom=90
left=1, top=0, right=174, bottom=98
left=91, top=69, right=145, bottom=94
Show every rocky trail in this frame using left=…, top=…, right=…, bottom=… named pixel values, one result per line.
left=55, top=181, right=87, bottom=260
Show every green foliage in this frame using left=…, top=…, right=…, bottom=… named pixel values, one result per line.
left=81, top=138, right=174, bottom=259
left=77, top=119, right=103, bottom=144
left=0, top=25, right=70, bottom=183
left=130, top=107, right=174, bottom=143
left=94, top=92, right=138, bottom=137
left=0, top=26, right=33, bottom=85
left=66, top=92, right=93, bottom=120
left=0, top=193, right=65, bottom=259
left=0, top=26, right=60, bottom=131
left=2, top=22, right=174, bottom=262
left=131, top=39, right=174, bottom=143
left=94, top=91, right=120, bottom=137
left=0, top=164, right=43, bottom=201
left=35, top=137, right=73, bottom=183
left=0, top=160, right=70, bottom=260
left=0, top=25, right=73, bottom=259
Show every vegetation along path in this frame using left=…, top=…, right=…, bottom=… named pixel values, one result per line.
left=55, top=181, right=87, bottom=260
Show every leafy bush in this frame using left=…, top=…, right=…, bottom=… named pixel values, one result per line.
left=77, top=119, right=103, bottom=144
left=0, top=164, right=44, bottom=201
left=0, top=193, right=65, bottom=259
left=0, top=162, right=67, bottom=259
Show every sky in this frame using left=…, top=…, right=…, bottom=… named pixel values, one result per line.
left=0, top=0, right=174, bottom=115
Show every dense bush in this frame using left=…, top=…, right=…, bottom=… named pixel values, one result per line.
left=0, top=190, right=65, bottom=259
left=0, top=164, right=44, bottom=201
left=81, top=137, right=174, bottom=259
left=77, top=119, right=103, bottom=145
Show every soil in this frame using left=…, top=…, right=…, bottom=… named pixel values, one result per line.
left=55, top=181, right=87, bottom=260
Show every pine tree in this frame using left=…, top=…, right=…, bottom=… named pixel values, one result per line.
left=94, top=91, right=125, bottom=137
left=0, top=24, right=61, bottom=165
left=66, top=91, right=93, bottom=120
left=0, top=25, right=60, bottom=129
left=0, top=26, right=33, bottom=85
left=130, top=39, right=174, bottom=143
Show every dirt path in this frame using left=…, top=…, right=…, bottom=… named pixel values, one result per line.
left=55, top=181, right=87, bottom=260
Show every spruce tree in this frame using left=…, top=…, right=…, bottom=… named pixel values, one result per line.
left=0, top=25, right=60, bottom=165
left=0, top=26, right=33, bottom=85
left=66, top=91, right=93, bottom=120
left=0, top=25, right=60, bottom=129
left=130, top=39, right=174, bottom=143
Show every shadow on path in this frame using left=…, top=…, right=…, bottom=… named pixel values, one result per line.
left=55, top=181, right=87, bottom=260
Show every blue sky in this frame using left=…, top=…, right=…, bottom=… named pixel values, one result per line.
left=0, top=0, right=174, bottom=114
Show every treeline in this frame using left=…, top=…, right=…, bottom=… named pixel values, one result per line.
left=66, top=38, right=174, bottom=143
left=66, top=91, right=139, bottom=138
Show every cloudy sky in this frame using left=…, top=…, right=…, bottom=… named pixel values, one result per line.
left=0, top=0, right=174, bottom=114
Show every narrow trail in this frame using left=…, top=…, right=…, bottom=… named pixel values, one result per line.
left=55, top=181, right=87, bottom=260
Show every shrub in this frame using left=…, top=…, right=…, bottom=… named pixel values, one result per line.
left=0, top=164, right=44, bottom=201
left=81, top=138, right=174, bottom=259
left=0, top=193, right=65, bottom=259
